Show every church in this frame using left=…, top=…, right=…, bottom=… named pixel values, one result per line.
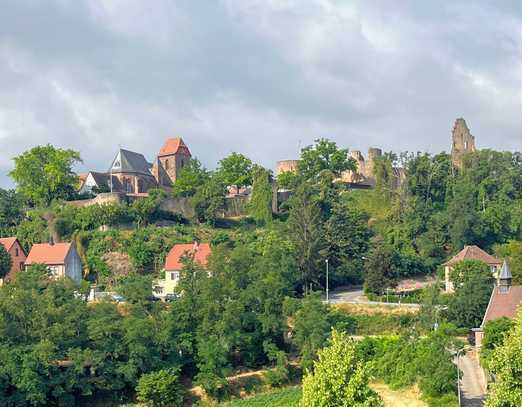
left=79, top=138, right=192, bottom=195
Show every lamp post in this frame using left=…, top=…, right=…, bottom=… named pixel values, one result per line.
left=455, top=347, right=467, bottom=407
left=325, top=259, right=329, bottom=304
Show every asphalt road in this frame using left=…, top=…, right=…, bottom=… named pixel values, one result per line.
left=459, top=351, right=486, bottom=407
left=326, top=285, right=421, bottom=308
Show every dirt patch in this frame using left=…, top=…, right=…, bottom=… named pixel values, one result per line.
left=371, top=382, right=427, bottom=407
left=335, top=303, right=419, bottom=315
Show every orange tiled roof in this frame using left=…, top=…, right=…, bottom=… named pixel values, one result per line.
left=0, top=237, right=18, bottom=252
left=25, top=243, right=72, bottom=266
left=165, top=242, right=211, bottom=271
left=481, top=285, right=522, bottom=327
left=158, top=138, right=191, bottom=157
left=444, top=245, right=502, bottom=267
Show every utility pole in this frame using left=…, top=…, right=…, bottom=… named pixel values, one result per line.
left=325, top=259, right=329, bottom=304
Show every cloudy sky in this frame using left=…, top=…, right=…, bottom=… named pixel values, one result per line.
left=1, top=1, right=521, bottom=187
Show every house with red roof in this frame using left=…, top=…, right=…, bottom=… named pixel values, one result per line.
left=153, top=242, right=211, bottom=300
left=474, top=261, right=522, bottom=349
left=25, top=242, right=82, bottom=284
left=444, top=245, right=502, bottom=292
left=0, top=237, right=26, bottom=284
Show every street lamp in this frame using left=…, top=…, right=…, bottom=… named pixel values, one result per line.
left=454, top=346, right=469, bottom=407
left=325, top=259, right=329, bottom=304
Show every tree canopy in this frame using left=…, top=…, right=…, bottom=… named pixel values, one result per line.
left=216, top=152, right=254, bottom=187
left=9, top=144, right=82, bottom=207
left=299, top=138, right=356, bottom=180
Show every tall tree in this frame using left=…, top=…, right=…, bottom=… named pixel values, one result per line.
left=0, top=245, right=12, bottom=280
left=364, top=238, right=399, bottom=295
left=302, top=329, right=384, bottom=407
left=287, top=184, right=325, bottom=293
left=486, top=312, right=522, bottom=407
left=299, top=138, right=356, bottom=180
left=192, top=175, right=226, bottom=226
left=171, top=158, right=210, bottom=198
left=10, top=145, right=82, bottom=207
left=446, top=260, right=494, bottom=328
left=216, top=152, right=253, bottom=187
left=0, top=189, right=25, bottom=235
left=248, top=166, right=273, bottom=226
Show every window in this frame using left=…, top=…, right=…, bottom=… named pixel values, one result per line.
left=113, top=159, right=121, bottom=169
left=165, top=159, right=169, bottom=170
left=170, top=272, right=180, bottom=281
left=15, top=247, right=19, bottom=256
left=19, top=262, right=24, bottom=271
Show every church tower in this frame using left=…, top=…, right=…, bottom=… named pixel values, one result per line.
left=155, top=138, right=192, bottom=186
left=451, top=118, right=476, bottom=168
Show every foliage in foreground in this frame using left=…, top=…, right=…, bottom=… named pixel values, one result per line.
left=302, top=330, right=384, bottom=407
left=136, top=368, right=185, bottom=407
left=486, top=310, right=522, bottom=406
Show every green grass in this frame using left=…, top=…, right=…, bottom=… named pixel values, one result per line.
left=219, top=386, right=301, bottom=407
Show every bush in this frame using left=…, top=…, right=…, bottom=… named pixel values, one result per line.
left=136, top=368, right=185, bottom=407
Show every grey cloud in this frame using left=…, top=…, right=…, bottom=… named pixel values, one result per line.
left=0, top=0, right=521, bottom=187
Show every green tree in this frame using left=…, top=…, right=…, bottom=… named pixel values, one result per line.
left=10, top=144, right=82, bottom=206
left=302, top=329, right=384, bottom=407
left=299, top=138, right=356, bottom=180
left=131, top=188, right=167, bottom=228
left=172, top=158, right=210, bottom=198
left=192, top=175, right=226, bottom=226
left=480, top=317, right=515, bottom=370
left=0, top=189, right=25, bottom=235
left=287, top=184, right=325, bottom=293
left=364, top=239, right=398, bottom=295
left=248, top=167, right=273, bottom=226
left=216, top=152, right=253, bottom=187
left=486, top=311, right=522, bottom=406
left=0, top=245, right=12, bottom=281
left=291, top=295, right=330, bottom=372
left=495, top=240, right=522, bottom=284
left=136, top=368, right=185, bottom=407
left=325, top=201, right=371, bottom=286
left=446, top=260, right=494, bottom=328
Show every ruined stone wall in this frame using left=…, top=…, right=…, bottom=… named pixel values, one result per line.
left=451, top=118, right=476, bottom=168
left=276, top=160, right=300, bottom=175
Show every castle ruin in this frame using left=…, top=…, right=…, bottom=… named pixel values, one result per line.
left=451, top=118, right=476, bottom=168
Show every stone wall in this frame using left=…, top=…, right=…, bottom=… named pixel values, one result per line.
left=159, top=197, right=195, bottom=219
left=68, top=192, right=127, bottom=207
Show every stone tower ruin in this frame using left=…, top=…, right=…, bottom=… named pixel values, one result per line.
left=451, top=118, right=476, bottom=168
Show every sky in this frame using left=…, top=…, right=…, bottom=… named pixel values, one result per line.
left=1, top=0, right=521, bottom=187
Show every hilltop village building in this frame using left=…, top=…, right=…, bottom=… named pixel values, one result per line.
left=444, top=245, right=502, bottom=293
left=0, top=237, right=26, bottom=284
left=79, top=137, right=192, bottom=195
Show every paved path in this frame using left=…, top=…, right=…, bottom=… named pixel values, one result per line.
left=459, top=351, right=486, bottom=407
left=325, top=286, right=421, bottom=308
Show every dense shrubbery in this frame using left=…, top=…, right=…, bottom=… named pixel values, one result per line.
left=359, top=326, right=460, bottom=407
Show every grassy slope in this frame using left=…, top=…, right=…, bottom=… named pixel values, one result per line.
left=218, top=387, right=301, bottom=407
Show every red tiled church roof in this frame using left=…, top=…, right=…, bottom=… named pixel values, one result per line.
left=159, top=138, right=191, bottom=157
left=165, top=242, right=211, bottom=271
left=481, top=285, right=522, bottom=327
left=444, top=245, right=502, bottom=267
left=0, top=237, right=18, bottom=252
left=25, top=243, right=72, bottom=266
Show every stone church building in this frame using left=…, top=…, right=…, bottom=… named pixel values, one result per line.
left=80, top=138, right=192, bottom=195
